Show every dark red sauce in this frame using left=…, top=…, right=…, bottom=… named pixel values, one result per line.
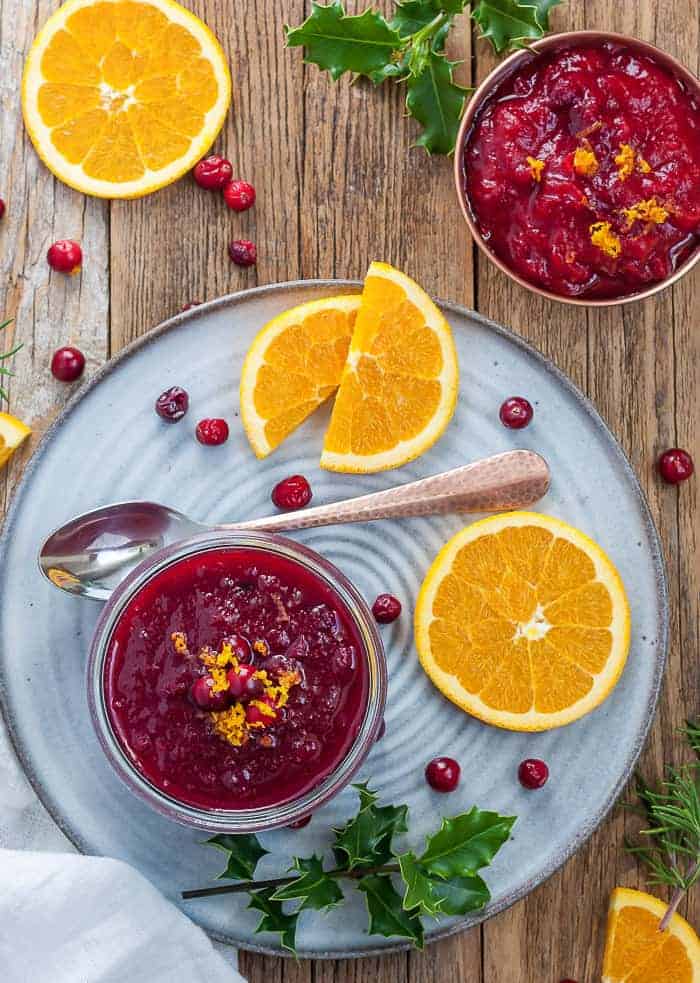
left=464, top=42, right=700, bottom=298
left=104, top=547, right=369, bottom=810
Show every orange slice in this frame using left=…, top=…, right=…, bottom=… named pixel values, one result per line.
left=603, top=888, right=700, bottom=983
left=414, top=512, right=631, bottom=731
left=320, top=262, right=458, bottom=473
left=22, top=0, right=231, bottom=198
left=240, top=295, right=361, bottom=459
left=0, top=412, right=32, bottom=470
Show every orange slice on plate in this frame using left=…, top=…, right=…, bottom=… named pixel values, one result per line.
left=240, top=295, right=361, bottom=459
left=0, top=413, right=32, bottom=470
left=603, top=888, right=700, bottom=983
left=320, top=262, right=458, bottom=473
left=414, top=511, right=631, bottom=731
left=22, top=0, right=231, bottom=198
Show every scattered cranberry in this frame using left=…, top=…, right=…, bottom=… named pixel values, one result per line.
left=288, top=815, right=312, bottom=830
left=272, top=475, right=312, bottom=510
left=190, top=676, right=229, bottom=711
left=227, top=664, right=256, bottom=698
left=518, top=758, right=549, bottom=789
left=196, top=418, right=229, bottom=445
left=47, top=239, right=82, bottom=274
left=372, top=594, right=402, bottom=624
left=376, top=719, right=386, bottom=742
left=193, top=154, right=233, bottom=190
left=228, top=634, right=253, bottom=662
left=223, top=179, right=256, bottom=212
left=425, top=756, right=461, bottom=793
left=51, top=346, right=85, bottom=382
left=0, top=199, right=5, bottom=219
left=155, top=386, right=189, bottom=422
left=658, top=448, right=694, bottom=484
left=499, top=396, right=534, bottom=429
left=229, top=239, right=257, bottom=267
left=181, top=300, right=202, bottom=312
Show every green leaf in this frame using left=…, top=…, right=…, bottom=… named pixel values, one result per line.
left=419, top=808, right=516, bottom=879
left=472, top=0, right=550, bottom=53
left=248, top=888, right=299, bottom=955
left=405, top=51, right=470, bottom=155
left=434, top=0, right=468, bottom=11
left=271, top=855, right=344, bottom=912
left=333, top=784, right=409, bottom=870
left=207, top=833, right=269, bottom=881
left=285, top=1, right=404, bottom=82
left=391, top=0, right=457, bottom=47
left=398, top=852, right=490, bottom=916
left=358, top=874, right=424, bottom=948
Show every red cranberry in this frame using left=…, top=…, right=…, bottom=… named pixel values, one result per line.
left=155, top=386, right=189, bottom=422
left=51, top=346, right=85, bottom=382
left=223, top=179, right=256, bottom=212
left=196, top=418, right=229, bottom=445
left=426, top=757, right=461, bottom=793
left=0, top=199, right=5, bottom=219
left=658, top=448, right=694, bottom=484
left=244, top=675, right=265, bottom=700
left=288, top=815, right=312, bottom=830
left=246, top=700, right=277, bottom=726
left=193, top=154, right=233, bottom=190
left=499, top=396, right=534, bottom=429
left=372, top=594, right=402, bottom=624
left=518, top=758, right=549, bottom=789
left=229, top=239, right=257, bottom=267
left=228, top=634, right=253, bottom=662
left=190, top=676, right=229, bottom=711
left=47, top=239, right=82, bottom=274
left=181, top=300, right=202, bottom=312
left=227, top=664, right=256, bottom=699
left=271, top=475, right=312, bottom=510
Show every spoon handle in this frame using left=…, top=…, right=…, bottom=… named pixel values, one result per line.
left=224, top=450, right=550, bottom=534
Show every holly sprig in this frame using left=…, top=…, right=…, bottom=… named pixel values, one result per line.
left=182, top=783, right=515, bottom=954
left=0, top=319, right=23, bottom=403
left=285, top=0, right=562, bottom=154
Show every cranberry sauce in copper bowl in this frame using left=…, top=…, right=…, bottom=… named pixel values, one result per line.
left=87, top=533, right=386, bottom=832
left=456, top=32, right=700, bottom=304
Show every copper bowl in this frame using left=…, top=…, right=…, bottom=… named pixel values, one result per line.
left=454, top=30, right=700, bottom=306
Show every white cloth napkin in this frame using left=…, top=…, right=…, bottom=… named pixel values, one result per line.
left=0, top=717, right=245, bottom=983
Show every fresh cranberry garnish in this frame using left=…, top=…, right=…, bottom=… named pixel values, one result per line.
left=223, top=180, right=256, bottom=212
left=229, top=239, right=257, bottom=267
left=196, top=418, right=229, bottom=445
left=518, top=758, right=549, bottom=789
left=0, top=199, right=5, bottom=219
left=50, top=346, right=85, bottom=382
left=288, top=815, right=312, bottom=830
left=425, top=756, right=461, bottom=792
left=155, top=386, right=189, bottom=422
left=499, top=396, right=534, bottom=429
left=228, top=634, right=253, bottom=662
left=372, top=594, right=402, bottom=624
left=47, top=239, right=82, bottom=274
left=246, top=700, right=277, bottom=725
left=658, top=448, right=694, bottom=484
left=272, top=475, right=312, bottom=510
left=193, top=155, right=233, bottom=190
left=244, top=675, right=265, bottom=700
left=181, top=300, right=202, bottom=312
left=376, top=718, right=386, bottom=742
left=190, top=676, right=229, bottom=711
left=227, top=663, right=257, bottom=699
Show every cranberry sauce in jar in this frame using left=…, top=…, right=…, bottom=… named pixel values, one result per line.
left=104, top=547, right=369, bottom=811
left=463, top=42, right=700, bottom=298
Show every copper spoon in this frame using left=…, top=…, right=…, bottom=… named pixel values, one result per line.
left=38, top=450, right=550, bottom=601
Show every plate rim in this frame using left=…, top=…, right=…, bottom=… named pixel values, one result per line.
left=0, top=279, right=669, bottom=959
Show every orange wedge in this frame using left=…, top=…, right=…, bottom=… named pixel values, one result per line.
left=240, top=295, right=361, bottom=458
left=603, top=888, right=700, bottom=983
left=0, top=412, right=32, bottom=470
left=414, top=512, right=631, bottom=731
left=320, top=262, right=458, bottom=473
left=22, top=0, right=231, bottom=198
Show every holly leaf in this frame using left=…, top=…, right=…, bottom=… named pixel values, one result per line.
left=271, top=855, right=344, bottom=912
left=398, top=852, right=490, bottom=916
left=285, top=1, right=404, bottom=82
left=472, top=0, right=551, bottom=53
left=207, top=833, right=268, bottom=881
left=248, top=888, right=299, bottom=955
left=333, top=784, right=409, bottom=870
left=358, top=874, right=425, bottom=948
left=391, top=0, right=459, bottom=49
left=419, top=808, right=516, bottom=879
left=405, top=51, right=470, bottom=155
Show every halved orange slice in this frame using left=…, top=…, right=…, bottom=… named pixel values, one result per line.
left=22, top=0, right=231, bottom=198
left=240, top=295, right=361, bottom=458
left=415, top=512, right=631, bottom=731
left=0, top=413, right=32, bottom=470
left=603, top=888, right=700, bottom=983
left=320, top=262, right=458, bottom=473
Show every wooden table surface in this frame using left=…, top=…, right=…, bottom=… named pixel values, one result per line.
left=1, top=1, right=698, bottom=980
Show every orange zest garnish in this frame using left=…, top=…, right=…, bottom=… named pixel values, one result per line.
left=614, top=144, right=651, bottom=181
left=622, top=198, right=668, bottom=228
left=573, top=147, right=598, bottom=176
left=527, top=156, right=545, bottom=182
left=590, top=221, right=622, bottom=259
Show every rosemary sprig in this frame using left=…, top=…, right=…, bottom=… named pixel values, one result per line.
left=0, top=319, right=23, bottom=403
left=626, top=720, right=700, bottom=930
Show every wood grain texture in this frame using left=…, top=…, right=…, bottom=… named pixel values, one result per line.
left=0, top=1, right=697, bottom=981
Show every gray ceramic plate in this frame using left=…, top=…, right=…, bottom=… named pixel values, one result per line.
left=0, top=281, right=668, bottom=958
